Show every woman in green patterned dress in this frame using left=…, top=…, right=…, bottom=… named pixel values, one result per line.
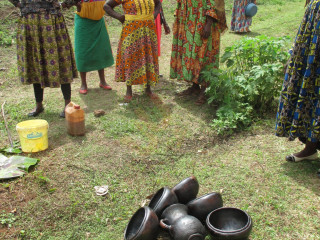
left=170, top=0, right=227, bottom=105
left=8, top=0, right=78, bottom=117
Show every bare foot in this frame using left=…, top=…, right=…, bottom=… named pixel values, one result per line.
left=178, top=85, right=200, bottom=96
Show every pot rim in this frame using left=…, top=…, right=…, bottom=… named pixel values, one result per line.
left=124, top=206, right=150, bottom=240
left=206, top=207, right=252, bottom=234
left=149, top=187, right=168, bottom=212
left=187, top=192, right=221, bottom=205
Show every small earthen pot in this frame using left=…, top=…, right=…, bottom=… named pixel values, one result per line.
left=172, top=176, right=199, bottom=204
left=187, top=192, right=223, bottom=222
left=124, top=206, right=159, bottom=240
left=149, top=187, right=178, bottom=217
left=161, top=203, right=189, bottom=225
left=160, top=215, right=207, bottom=240
left=206, top=207, right=252, bottom=240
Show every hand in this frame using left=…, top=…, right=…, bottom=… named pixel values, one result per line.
left=60, top=2, right=67, bottom=8
left=119, top=15, right=125, bottom=24
left=201, top=21, right=212, bottom=39
left=76, top=2, right=82, bottom=12
left=164, top=24, right=171, bottom=35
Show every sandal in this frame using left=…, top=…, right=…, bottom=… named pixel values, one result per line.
left=28, top=107, right=44, bottom=117
left=285, top=152, right=318, bottom=162
left=60, top=110, right=65, bottom=118
left=99, top=83, right=112, bottom=90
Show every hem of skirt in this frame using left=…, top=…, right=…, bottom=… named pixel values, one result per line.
left=77, top=62, right=114, bottom=73
left=21, top=81, right=73, bottom=88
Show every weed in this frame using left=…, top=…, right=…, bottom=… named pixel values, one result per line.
left=0, top=212, right=16, bottom=228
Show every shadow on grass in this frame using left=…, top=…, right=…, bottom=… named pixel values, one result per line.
left=281, top=161, right=320, bottom=196
left=79, top=87, right=118, bottom=113
left=118, top=94, right=174, bottom=123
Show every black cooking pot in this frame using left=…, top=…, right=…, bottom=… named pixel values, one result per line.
left=206, top=207, right=252, bottom=240
left=172, top=176, right=199, bottom=204
left=160, top=215, right=207, bottom=240
left=161, top=203, right=188, bottom=225
left=124, top=206, right=159, bottom=240
left=149, top=187, right=178, bottom=217
left=187, top=192, right=223, bottom=222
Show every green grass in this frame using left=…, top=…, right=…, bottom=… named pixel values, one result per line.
left=1, top=0, right=320, bottom=239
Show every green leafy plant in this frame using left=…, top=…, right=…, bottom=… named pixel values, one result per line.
left=204, top=35, right=291, bottom=134
left=0, top=212, right=16, bottom=228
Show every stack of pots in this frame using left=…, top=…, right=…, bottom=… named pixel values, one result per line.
left=124, top=176, right=252, bottom=240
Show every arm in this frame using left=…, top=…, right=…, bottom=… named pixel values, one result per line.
left=61, top=0, right=80, bottom=9
left=104, top=0, right=125, bottom=24
left=201, top=0, right=219, bottom=39
left=153, top=0, right=161, bottom=19
left=160, top=7, right=170, bottom=34
left=8, top=0, right=21, bottom=8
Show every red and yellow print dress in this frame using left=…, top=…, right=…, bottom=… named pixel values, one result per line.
left=114, top=0, right=159, bottom=87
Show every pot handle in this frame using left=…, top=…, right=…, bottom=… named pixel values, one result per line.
left=159, top=219, right=172, bottom=231
left=188, top=233, right=204, bottom=240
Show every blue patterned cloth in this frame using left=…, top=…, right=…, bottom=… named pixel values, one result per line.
left=276, top=0, right=320, bottom=143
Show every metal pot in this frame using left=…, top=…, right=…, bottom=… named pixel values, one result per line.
left=149, top=187, right=178, bottom=217
left=187, top=192, right=223, bottom=222
left=161, top=203, right=188, bottom=225
left=160, top=215, right=207, bottom=240
left=172, top=176, right=199, bottom=204
left=124, top=206, right=159, bottom=240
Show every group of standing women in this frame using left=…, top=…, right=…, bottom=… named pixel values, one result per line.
left=10, top=1, right=320, bottom=175
left=8, top=0, right=256, bottom=115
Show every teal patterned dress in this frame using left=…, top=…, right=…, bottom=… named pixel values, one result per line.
left=276, top=0, right=320, bottom=145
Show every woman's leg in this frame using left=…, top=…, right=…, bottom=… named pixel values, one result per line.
left=80, top=72, right=88, bottom=93
left=178, top=82, right=200, bottom=96
left=98, top=69, right=112, bottom=90
left=60, top=83, right=71, bottom=118
left=293, top=141, right=317, bottom=158
left=28, top=84, right=44, bottom=117
left=195, top=86, right=207, bottom=105
left=145, top=85, right=160, bottom=100
left=124, top=85, right=133, bottom=102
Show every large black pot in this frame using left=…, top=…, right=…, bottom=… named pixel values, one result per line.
left=149, top=187, right=178, bottom=217
left=187, top=192, right=223, bottom=222
left=206, top=207, right=252, bottom=240
left=124, top=206, right=159, bottom=240
left=161, top=203, right=189, bottom=225
left=160, top=215, right=207, bottom=240
left=172, top=176, right=199, bottom=204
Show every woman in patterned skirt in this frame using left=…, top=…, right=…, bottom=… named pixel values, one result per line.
left=170, top=0, right=227, bottom=104
left=104, top=0, right=161, bottom=102
left=230, top=0, right=256, bottom=33
left=8, top=0, right=78, bottom=117
left=275, top=0, right=320, bottom=176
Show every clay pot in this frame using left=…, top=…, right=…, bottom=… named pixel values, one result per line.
left=187, top=192, right=223, bottom=222
left=149, top=187, right=178, bottom=217
left=172, top=176, right=199, bottom=204
left=206, top=207, right=252, bottom=240
left=124, top=206, right=159, bottom=240
left=160, top=215, right=207, bottom=240
left=161, top=204, right=189, bottom=225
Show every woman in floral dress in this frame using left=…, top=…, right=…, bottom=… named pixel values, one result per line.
left=170, top=0, right=227, bottom=104
left=230, top=0, right=256, bottom=33
left=8, top=0, right=78, bottom=117
left=275, top=0, right=320, bottom=176
left=104, top=0, right=161, bottom=102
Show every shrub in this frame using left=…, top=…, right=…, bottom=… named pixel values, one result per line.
left=204, top=35, right=291, bottom=134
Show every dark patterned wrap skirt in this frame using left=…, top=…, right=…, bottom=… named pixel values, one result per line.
left=275, top=0, right=320, bottom=145
left=16, top=12, right=78, bottom=88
